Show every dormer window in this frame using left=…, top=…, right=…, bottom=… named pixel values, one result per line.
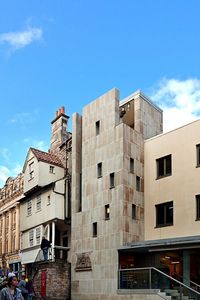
left=49, top=165, right=55, bottom=174
left=29, top=162, right=34, bottom=179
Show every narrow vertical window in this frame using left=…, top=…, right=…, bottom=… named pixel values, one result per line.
left=136, top=176, right=141, bottom=191
left=36, top=196, right=41, bottom=211
left=47, top=195, right=51, bottom=206
left=105, top=204, right=110, bottom=220
left=196, top=144, right=200, bottom=167
left=27, top=200, right=32, bottom=216
left=78, top=173, right=82, bottom=212
left=110, top=172, right=115, bottom=188
left=49, top=165, right=55, bottom=173
left=97, top=163, right=102, bottom=178
left=132, top=204, right=136, bottom=220
left=36, top=227, right=41, bottom=245
left=29, top=229, right=34, bottom=247
left=93, top=222, right=97, bottom=237
left=29, top=162, right=34, bottom=179
left=130, top=158, right=134, bottom=173
left=196, top=195, right=200, bottom=220
left=96, top=120, right=100, bottom=136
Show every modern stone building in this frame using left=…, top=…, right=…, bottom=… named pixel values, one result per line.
left=0, top=173, right=24, bottom=277
left=70, top=88, right=163, bottom=299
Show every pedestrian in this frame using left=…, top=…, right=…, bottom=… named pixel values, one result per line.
left=0, top=275, right=23, bottom=300
left=40, top=236, right=51, bottom=261
left=18, top=276, right=28, bottom=300
left=26, top=280, right=35, bottom=300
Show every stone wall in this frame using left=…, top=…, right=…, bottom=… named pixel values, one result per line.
left=33, top=261, right=71, bottom=300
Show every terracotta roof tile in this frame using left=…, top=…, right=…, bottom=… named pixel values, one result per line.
left=30, top=148, right=64, bottom=168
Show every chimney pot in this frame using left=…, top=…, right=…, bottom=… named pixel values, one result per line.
left=56, top=111, right=59, bottom=117
left=61, top=106, right=65, bottom=114
left=58, top=108, right=62, bottom=115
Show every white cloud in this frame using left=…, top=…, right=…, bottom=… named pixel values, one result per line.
left=0, top=164, right=22, bottom=188
left=23, top=138, right=49, bottom=152
left=150, top=78, right=200, bottom=132
left=0, top=26, right=42, bottom=52
left=0, top=148, right=10, bottom=162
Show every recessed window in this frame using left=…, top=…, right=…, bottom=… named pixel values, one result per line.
left=196, top=195, right=200, bottom=220
left=97, top=163, right=102, bottom=178
left=196, top=144, right=200, bottom=167
left=105, top=204, right=110, bottom=220
left=36, top=196, right=41, bottom=211
left=130, top=158, right=134, bottom=173
left=93, top=222, right=97, bottom=237
left=49, top=165, right=55, bottom=173
left=29, top=229, right=34, bottom=247
left=110, top=173, right=115, bottom=188
left=136, top=176, right=141, bottom=191
left=47, top=195, right=51, bottom=206
left=156, top=155, right=172, bottom=179
left=156, top=201, right=173, bottom=227
left=27, top=200, right=32, bottom=216
left=29, top=162, right=34, bottom=180
left=132, top=204, right=136, bottom=220
left=96, top=120, right=100, bottom=136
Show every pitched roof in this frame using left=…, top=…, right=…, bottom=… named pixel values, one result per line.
left=30, top=147, right=64, bottom=168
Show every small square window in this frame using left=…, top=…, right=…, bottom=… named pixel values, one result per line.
left=93, top=222, right=97, bottom=237
left=156, top=155, right=172, bottom=179
left=96, top=120, right=100, bottom=136
left=105, top=204, right=110, bottom=220
left=156, top=201, right=173, bottom=227
left=110, top=173, right=115, bottom=188
left=132, top=204, right=136, bottom=220
left=49, top=166, right=55, bottom=173
left=97, top=163, right=102, bottom=178
left=130, top=158, right=134, bottom=173
left=136, top=176, right=141, bottom=191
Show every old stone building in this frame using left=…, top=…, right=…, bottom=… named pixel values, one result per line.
left=70, top=88, right=163, bottom=299
left=0, top=173, right=24, bottom=277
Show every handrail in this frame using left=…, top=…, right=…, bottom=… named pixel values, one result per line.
left=118, top=267, right=200, bottom=296
left=173, top=271, right=200, bottom=290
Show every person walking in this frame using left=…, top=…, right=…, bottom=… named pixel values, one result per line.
left=18, top=276, right=28, bottom=300
left=40, top=236, right=51, bottom=261
left=0, top=275, right=23, bottom=300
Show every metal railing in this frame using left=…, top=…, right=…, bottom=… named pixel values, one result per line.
left=118, top=267, right=200, bottom=299
left=31, top=246, right=70, bottom=279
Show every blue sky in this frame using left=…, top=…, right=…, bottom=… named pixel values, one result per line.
left=0, top=0, right=200, bottom=187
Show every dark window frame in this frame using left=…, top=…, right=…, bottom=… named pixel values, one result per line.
left=93, top=222, right=97, bottom=237
left=105, top=204, right=110, bottom=220
left=136, top=176, right=141, bottom=191
left=196, top=144, right=200, bottom=167
left=156, top=154, right=172, bottom=179
left=132, top=204, right=136, bottom=220
left=130, top=158, right=134, bottom=173
left=96, top=120, right=100, bottom=136
left=110, top=172, right=115, bottom=189
left=196, top=195, right=200, bottom=220
left=156, top=201, right=173, bottom=227
left=97, top=162, right=102, bottom=178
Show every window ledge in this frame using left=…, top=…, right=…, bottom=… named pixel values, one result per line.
left=155, top=223, right=173, bottom=228
left=156, top=174, right=172, bottom=180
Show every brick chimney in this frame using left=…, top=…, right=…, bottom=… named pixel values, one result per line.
left=50, top=106, right=69, bottom=152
